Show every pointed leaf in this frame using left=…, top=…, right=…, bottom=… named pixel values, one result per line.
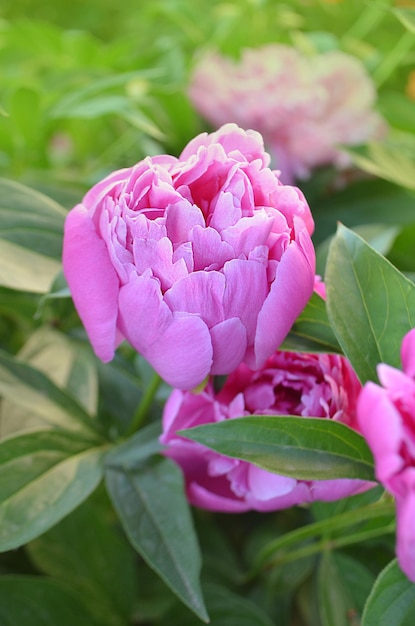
left=326, top=224, right=415, bottom=384
left=362, top=559, right=415, bottom=626
left=179, top=415, right=375, bottom=482
left=105, top=456, right=208, bottom=622
left=0, top=430, right=106, bottom=551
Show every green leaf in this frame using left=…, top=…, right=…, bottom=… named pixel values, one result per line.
left=1, top=327, right=98, bottom=438
left=105, top=455, right=208, bottom=623
left=0, top=349, right=101, bottom=438
left=0, top=576, right=99, bottom=625
left=0, top=178, right=65, bottom=259
left=105, top=420, right=163, bottom=467
left=346, top=136, right=415, bottom=191
left=0, top=239, right=61, bottom=292
left=27, top=495, right=138, bottom=626
left=393, top=8, right=415, bottom=33
left=312, top=179, right=415, bottom=246
left=362, top=559, right=415, bottom=626
left=326, top=224, right=415, bottom=384
left=160, top=583, right=274, bottom=626
left=179, top=415, right=375, bottom=482
left=0, top=430, right=106, bottom=551
left=281, top=292, right=341, bottom=353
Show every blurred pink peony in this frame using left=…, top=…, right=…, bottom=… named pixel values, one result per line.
left=357, top=329, right=415, bottom=582
left=188, top=45, right=386, bottom=183
left=161, top=349, right=372, bottom=512
left=63, top=123, right=315, bottom=389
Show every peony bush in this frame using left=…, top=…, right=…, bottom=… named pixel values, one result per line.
left=63, top=123, right=315, bottom=389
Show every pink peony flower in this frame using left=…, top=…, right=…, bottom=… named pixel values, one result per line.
left=160, top=349, right=372, bottom=512
left=357, top=328, right=415, bottom=582
left=188, top=46, right=386, bottom=183
left=63, top=123, right=315, bottom=389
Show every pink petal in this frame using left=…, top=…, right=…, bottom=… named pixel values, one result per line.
left=253, top=235, right=315, bottom=368
left=188, top=481, right=251, bottom=512
left=401, top=328, right=415, bottom=379
left=118, top=275, right=213, bottom=389
left=248, top=465, right=297, bottom=500
left=210, top=318, right=247, bottom=374
left=357, top=382, right=404, bottom=485
left=164, top=271, right=225, bottom=328
left=223, top=259, right=268, bottom=344
left=165, top=200, right=205, bottom=243
left=63, top=204, right=120, bottom=362
left=396, top=491, right=415, bottom=582
left=82, top=168, right=130, bottom=210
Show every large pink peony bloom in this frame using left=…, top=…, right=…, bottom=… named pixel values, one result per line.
left=63, top=124, right=315, bottom=389
left=188, top=46, right=386, bottom=183
left=161, top=350, right=372, bottom=512
left=357, top=329, right=415, bottom=582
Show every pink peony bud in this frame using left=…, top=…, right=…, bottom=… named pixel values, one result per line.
left=160, top=350, right=373, bottom=512
left=63, top=124, right=315, bottom=389
left=188, top=46, right=386, bottom=183
left=357, top=328, right=415, bottom=582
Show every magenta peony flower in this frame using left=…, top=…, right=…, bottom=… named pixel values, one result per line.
left=188, top=46, right=386, bottom=183
left=63, top=123, right=315, bottom=389
left=357, top=329, right=415, bottom=582
left=160, top=350, right=372, bottom=512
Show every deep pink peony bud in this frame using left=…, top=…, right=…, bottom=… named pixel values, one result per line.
left=160, top=349, right=373, bottom=512
left=357, top=329, right=415, bottom=582
left=63, top=124, right=315, bottom=389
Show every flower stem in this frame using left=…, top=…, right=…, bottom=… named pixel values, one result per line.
left=127, top=372, right=163, bottom=436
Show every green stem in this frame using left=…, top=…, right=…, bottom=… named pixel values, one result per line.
left=251, top=500, right=395, bottom=575
left=262, top=521, right=395, bottom=570
left=127, top=372, right=162, bottom=436
left=343, top=3, right=385, bottom=41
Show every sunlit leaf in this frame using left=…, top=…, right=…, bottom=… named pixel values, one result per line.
left=0, top=430, right=106, bottom=551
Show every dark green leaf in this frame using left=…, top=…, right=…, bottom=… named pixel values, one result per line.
left=0, top=430, right=106, bottom=551
left=27, top=495, right=138, bottom=626
left=281, top=292, right=341, bottom=353
left=0, top=576, right=98, bottom=626
left=326, top=224, right=415, bottom=383
left=179, top=415, right=375, bottom=482
left=311, top=179, right=415, bottom=245
left=362, top=559, right=415, bottom=626
left=105, top=455, right=208, bottom=622
left=160, top=583, right=274, bottom=626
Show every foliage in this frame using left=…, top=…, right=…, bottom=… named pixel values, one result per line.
left=1, top=0, right=415, bottom=624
